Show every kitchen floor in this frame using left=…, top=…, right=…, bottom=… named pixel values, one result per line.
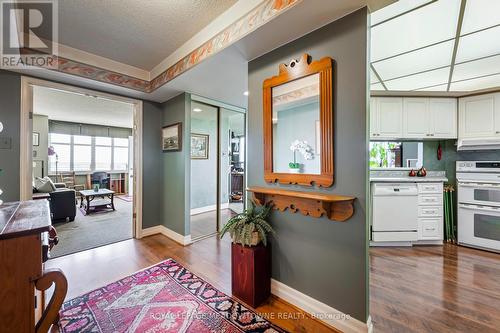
left=370, top=244, right=500, bottom=333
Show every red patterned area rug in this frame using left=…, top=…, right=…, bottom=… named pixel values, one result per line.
left=58, top=259, right=287, bottom=333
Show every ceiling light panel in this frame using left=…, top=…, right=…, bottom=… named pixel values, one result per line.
left=415, top=84, right=448, bottom=91
left=456, top=25, right=500, bottom=63
left=371, top=0, right=460, bottom=62
left=372, top=40, right=454, bottom=80
left=371, top=68, right=380, bottom=84
left=384, top=67, right=450, bottom=91
left=450, top=73, right=500, bottom=91
left=370, top=0, right=432, bottom=26
left=453, top=54, right=500, bottom=82
left=371, top=82, right=385, bottom=90
left=461, top=0, right=500, bottom=35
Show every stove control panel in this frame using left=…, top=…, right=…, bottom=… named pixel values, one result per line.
left=457, top=161, right=500, bottom=172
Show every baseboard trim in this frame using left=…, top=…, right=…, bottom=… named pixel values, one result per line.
left=190, top=202, right=229, bottom=215
left=140, top=225, right=191, bottom=245
left=271, top=279, right=370, bottom=333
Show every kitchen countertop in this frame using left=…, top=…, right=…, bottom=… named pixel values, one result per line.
left=370, top=176, right=448, bottom=183
left=370, top=170, right=448, bottom=183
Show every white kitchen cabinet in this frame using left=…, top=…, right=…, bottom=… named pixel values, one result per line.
left=429, top=98, right=457, bottom=138
left=403, top=98, right=429, bottom=138
left=371, top=97, right=457, bottom=140
left=402, top=98, right=457, bottom=139
left=458, top=93, right=499, bottom=138
left=417, top=182, right=443, bottom=241
left=370, top=97, right=403, bottom=139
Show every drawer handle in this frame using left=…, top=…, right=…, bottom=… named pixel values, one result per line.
left=425, top=228, right=436, bottom=231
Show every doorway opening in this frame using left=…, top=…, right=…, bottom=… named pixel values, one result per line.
left=189, top=100, right=246, bottom=241
left=20, top=77, right=143, bottom=258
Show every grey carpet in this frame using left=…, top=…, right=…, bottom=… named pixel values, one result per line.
left=50, top=197, right=133, bottom=258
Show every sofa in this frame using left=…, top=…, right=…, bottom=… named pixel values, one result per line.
left=34, top=178, right=77, bottom=222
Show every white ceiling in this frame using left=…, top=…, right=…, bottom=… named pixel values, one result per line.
left=56, top=0, right=237, bottom=70
left=33, top=86, right=134, bottom=128
left=371, top=0, right=500, bottom=92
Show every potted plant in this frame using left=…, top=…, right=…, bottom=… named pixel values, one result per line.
left=289, top=140, right=314, bottom=173
left=220, top=202, right=276, bottom=307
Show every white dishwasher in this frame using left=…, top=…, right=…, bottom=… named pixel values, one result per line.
left=372, top=183, right=419, bottom=242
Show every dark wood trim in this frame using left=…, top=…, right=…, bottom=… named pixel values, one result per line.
left=247, top=186, right=355, bottom=222
left=263, top=54, right=334, bottom=187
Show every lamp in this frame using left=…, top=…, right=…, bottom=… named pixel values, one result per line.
left=48, top=145, right=58, bottom=179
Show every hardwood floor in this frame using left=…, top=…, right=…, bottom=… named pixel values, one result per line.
left=46, top=234, right=339, bottom=333
left=370, top=244, right=500, bottom=333
left=47, top=234, right=500, bottom=333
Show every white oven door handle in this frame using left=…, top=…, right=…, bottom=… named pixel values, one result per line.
left=459, top=203, right=500, bottom=213
left=458, top=182, right=500, bottom=188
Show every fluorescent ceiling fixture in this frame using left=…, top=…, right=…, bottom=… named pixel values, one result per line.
left=370, top=0, right=460, bottom=62
left=415, top=84, right=448, bottom=91
left=450, top=73, right=500, bottom=91
left=460, top=0, right=500, bottom=35
left=384, top=67, right=450, bottom=91
left=370, top=0, right=432, bottom=26
left=453, top=55, right=500, bottom=82
left=455, top=26, right=500, bottom=63
left=370, top=68, right=379, bottom=84
left=373, top=40, right=454, bottom=81
left=193, top=108, right=202, bottom=112
left=371, top=82, right=385, bottom=90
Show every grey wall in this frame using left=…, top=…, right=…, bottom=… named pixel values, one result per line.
left=247, top=8, right=369, bottom=322
left=0, top=71, right=21, bottom=202
left=33, top=114, right=49, bottom=177
left=160, top=93, right=191, bottom=236
left=142, top=101, right=163, bottom=228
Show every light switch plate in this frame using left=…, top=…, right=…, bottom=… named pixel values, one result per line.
left=0, top=137, right=12, bottom=149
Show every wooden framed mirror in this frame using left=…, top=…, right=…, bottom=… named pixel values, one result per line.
left=263, top=53, right=334, bottom=187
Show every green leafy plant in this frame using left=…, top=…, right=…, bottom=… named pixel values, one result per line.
left=220, top=202, right=276, bottom=246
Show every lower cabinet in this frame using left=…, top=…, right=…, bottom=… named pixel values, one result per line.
left=417, top=183, right=443, bottom=241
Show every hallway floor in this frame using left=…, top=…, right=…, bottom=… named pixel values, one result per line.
left=47, top=234, right=339, bottom=333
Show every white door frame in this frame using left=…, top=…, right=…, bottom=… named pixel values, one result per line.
left=20, top=76, right=144, bottom=238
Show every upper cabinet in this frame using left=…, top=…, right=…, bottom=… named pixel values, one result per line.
left=458, top=93, right=500, bottom=139
left=371, top=97, right=403, bottom=139
left=371, top=97, right=457, bottom=140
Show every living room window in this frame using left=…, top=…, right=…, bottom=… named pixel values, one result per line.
left=48, top=133, right=129, bottom=174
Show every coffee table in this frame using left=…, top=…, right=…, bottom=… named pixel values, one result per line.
left=79, top=189, right=115, bottom=215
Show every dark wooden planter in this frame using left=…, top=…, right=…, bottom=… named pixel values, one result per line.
left=231, top=242, right=271, bottom=308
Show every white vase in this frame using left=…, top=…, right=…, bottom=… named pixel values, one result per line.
left=289, top=168, right=300, bottom=173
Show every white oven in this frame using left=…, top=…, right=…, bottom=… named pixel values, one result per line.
left=457, top=161, right=500, bottom=252
left=458, top=204, right=500, bottom=252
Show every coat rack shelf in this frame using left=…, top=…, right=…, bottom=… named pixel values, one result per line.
left=247, top=187, right=356, bottom=222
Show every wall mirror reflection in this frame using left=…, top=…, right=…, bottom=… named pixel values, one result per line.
left=369, top=141, right=423, bottom=169
left=272, top=73, right=320, bottom=175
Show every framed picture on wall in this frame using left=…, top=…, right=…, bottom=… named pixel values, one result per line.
left=191, top=133, right=209, bottom=159
left=33, top=132, right=39, bottom=146
left=162, top=123, right=182, bottom=152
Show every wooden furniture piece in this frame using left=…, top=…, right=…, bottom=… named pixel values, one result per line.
left=58, top=171, right=85, bottom=191
left=263, top=53, right=334, bottom=187
left=247, top=186, right=356, bottom=222
left=231, top=242, right=271, bottom=308
left=230, top=172, right=244, bottom=201
left=0, top=200, right=67, bottom=333
left=79, top=189, right=115, bottom=215
left=85, top=172, right=127, bottom=194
